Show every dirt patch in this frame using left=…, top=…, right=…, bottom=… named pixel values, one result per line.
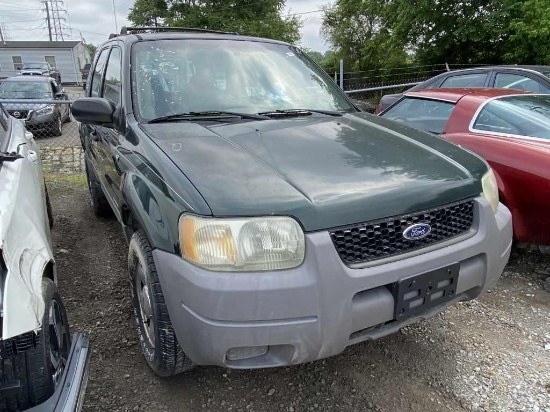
left=48, top=180, right=550, bottom=412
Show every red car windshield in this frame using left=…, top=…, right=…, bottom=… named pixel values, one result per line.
left=472, top=94, right=550, bottom=140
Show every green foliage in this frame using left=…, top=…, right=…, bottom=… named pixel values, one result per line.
left=322, top=0, right=550, bottom=69
left=128, top=0, right=301, bottom=43
left=506, top=0, right=550, bottom=64
left=321, top=0, right=409, bottom=71
left=85, top=43, right=97, bottom=58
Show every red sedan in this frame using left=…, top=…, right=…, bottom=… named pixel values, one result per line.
left=380, top=88, right=550, bottom=246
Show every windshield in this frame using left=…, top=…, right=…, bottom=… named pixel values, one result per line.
left=22, top=63, right=49, bottom=70
left=132, top=39, right=354, bottom=120
left=473, top=94, right=550, bottom=140
left=0, top=81, right=52, bottom=99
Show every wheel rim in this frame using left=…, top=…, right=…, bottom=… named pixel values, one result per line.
left=135, top=263, right=155, bottom=349
left=48, top=299, right=69, bottom=387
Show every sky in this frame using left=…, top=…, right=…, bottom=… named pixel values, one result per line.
left=0, top=0, right=333, bottom=52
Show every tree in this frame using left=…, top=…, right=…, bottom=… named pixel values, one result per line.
left=321, top=0, right=409, bottom=71
left=128, top=0, right=167, bottom=27
left=321, top=0, right=550, bottom=69
left=85, top=43, right=97, bottom=58
left=387, top=0, right=510, bottom=65
left=128, top=0, right=302, bottom=44
left=505, top=0, right=550, bottom=64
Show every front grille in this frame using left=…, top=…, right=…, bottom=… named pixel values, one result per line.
left=7, top=110, right=29, bottom=120
left=330, top=200, right=475, bottom=266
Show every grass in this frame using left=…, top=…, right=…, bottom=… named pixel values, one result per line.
left=45, top=172, right=87, bottom=187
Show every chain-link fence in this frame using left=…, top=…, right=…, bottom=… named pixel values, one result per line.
left=2, top=86, right=85, bottom=176
left=343, top=64, right=492, bottom=107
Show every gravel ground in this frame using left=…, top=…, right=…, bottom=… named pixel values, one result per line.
left=48, top=180, right=550, bottom=412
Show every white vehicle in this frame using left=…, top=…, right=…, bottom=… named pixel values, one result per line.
left=0, top=104, right=89, bottom=411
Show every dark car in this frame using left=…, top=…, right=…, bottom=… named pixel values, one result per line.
left=72, top=27, right=512, bottom=377
left=376, top=65, right=550, bottom=113
left=0, top=76, right=71, bottom=136
left=18, top=62, right=61, bottom=83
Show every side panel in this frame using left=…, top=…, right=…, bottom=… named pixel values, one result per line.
left=0, top=120, right=54, bottom=339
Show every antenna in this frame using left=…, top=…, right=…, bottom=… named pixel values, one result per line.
left=112, top=0, right=118, bottom=34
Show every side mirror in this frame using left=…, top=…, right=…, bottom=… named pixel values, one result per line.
left=72, top=98, right=115, bottom=126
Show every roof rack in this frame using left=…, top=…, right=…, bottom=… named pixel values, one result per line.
left=118, top=26, right=238, bottom=36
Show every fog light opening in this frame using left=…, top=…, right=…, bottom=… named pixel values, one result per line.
left=226, top=346, right=269, bottom=361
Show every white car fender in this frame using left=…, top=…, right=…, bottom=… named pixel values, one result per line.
left=0, top=120, right=54, bottom=339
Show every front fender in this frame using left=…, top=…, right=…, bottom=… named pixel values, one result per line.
left=0, top=121, right=54, bottom=339
left=121, top=170, right=182, bottom=253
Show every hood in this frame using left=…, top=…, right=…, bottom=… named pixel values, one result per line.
left=141, top=113, right=487, bottom=231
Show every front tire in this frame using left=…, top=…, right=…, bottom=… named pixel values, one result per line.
left=0, top=279, right=70, bottom=411
left=128, top=231, right=194, bottom=377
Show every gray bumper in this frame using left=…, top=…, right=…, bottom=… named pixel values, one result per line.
left=27, top=333, right=90, bottom=412
left=155, top=198, right=512, bottom=369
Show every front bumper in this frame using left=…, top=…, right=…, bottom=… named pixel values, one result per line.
left=28, top=333, right=90, bottom=412
left=155, top=198, right=512, bottom=369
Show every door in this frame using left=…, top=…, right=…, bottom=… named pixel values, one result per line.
left=85, top=47, right=111, bottom=203
left=92, top=46, right=124, bottom=211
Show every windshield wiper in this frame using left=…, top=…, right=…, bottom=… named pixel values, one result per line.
left=147, top=111, right=270, bottom=124
left=258, top=109, right=343, bottom=118
left=0, top=151, right=23, bottom=162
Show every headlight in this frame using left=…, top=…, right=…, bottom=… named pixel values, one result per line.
left=481, top=168, right=499, bottom=213
left=179, top=215, right=305, bottom=271
left=35, top=105, right=54, bottom=115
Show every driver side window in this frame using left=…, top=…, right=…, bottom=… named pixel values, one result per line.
left=90, top=48, right=110, bottom=98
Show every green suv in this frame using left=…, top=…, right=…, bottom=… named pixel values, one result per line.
left=72, top=27, right=512, bottom=376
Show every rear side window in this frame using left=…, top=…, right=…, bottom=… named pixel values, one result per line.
left=90, top=48, right=109, bottom=97
left=382, top=98, right=455, bottom=134
left=103, top=48, right=122, bottom=104
left=472, top=94, right=550, bottom=139
left=440, top=73, right=487, bottom=88
left=494, top=73, right=549, bottom=93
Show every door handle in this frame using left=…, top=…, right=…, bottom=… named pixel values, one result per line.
left=28, top=150, right=38, bottom=163
left=90, top=130, right=100, bottom=141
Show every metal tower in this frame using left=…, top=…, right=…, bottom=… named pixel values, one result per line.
left=42, top=0, right=69, bottom=41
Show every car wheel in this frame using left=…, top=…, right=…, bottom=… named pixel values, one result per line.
left=129, top=231, right=194, bottom=377
left=85, top=158, right=112, bottom=217
left=0, top=279, right=70, bottom=411
left=51, top=115, right=62, bottom=137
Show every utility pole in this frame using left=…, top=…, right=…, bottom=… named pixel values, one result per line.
left=0, top=25, right=4, bottom=45
left=44, top=0, right=53, bottom=41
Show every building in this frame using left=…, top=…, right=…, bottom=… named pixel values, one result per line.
left=0, top=41, right=91, bottom=84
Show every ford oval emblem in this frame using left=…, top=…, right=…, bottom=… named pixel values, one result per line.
left=403, top=223, right=432, bottom=240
